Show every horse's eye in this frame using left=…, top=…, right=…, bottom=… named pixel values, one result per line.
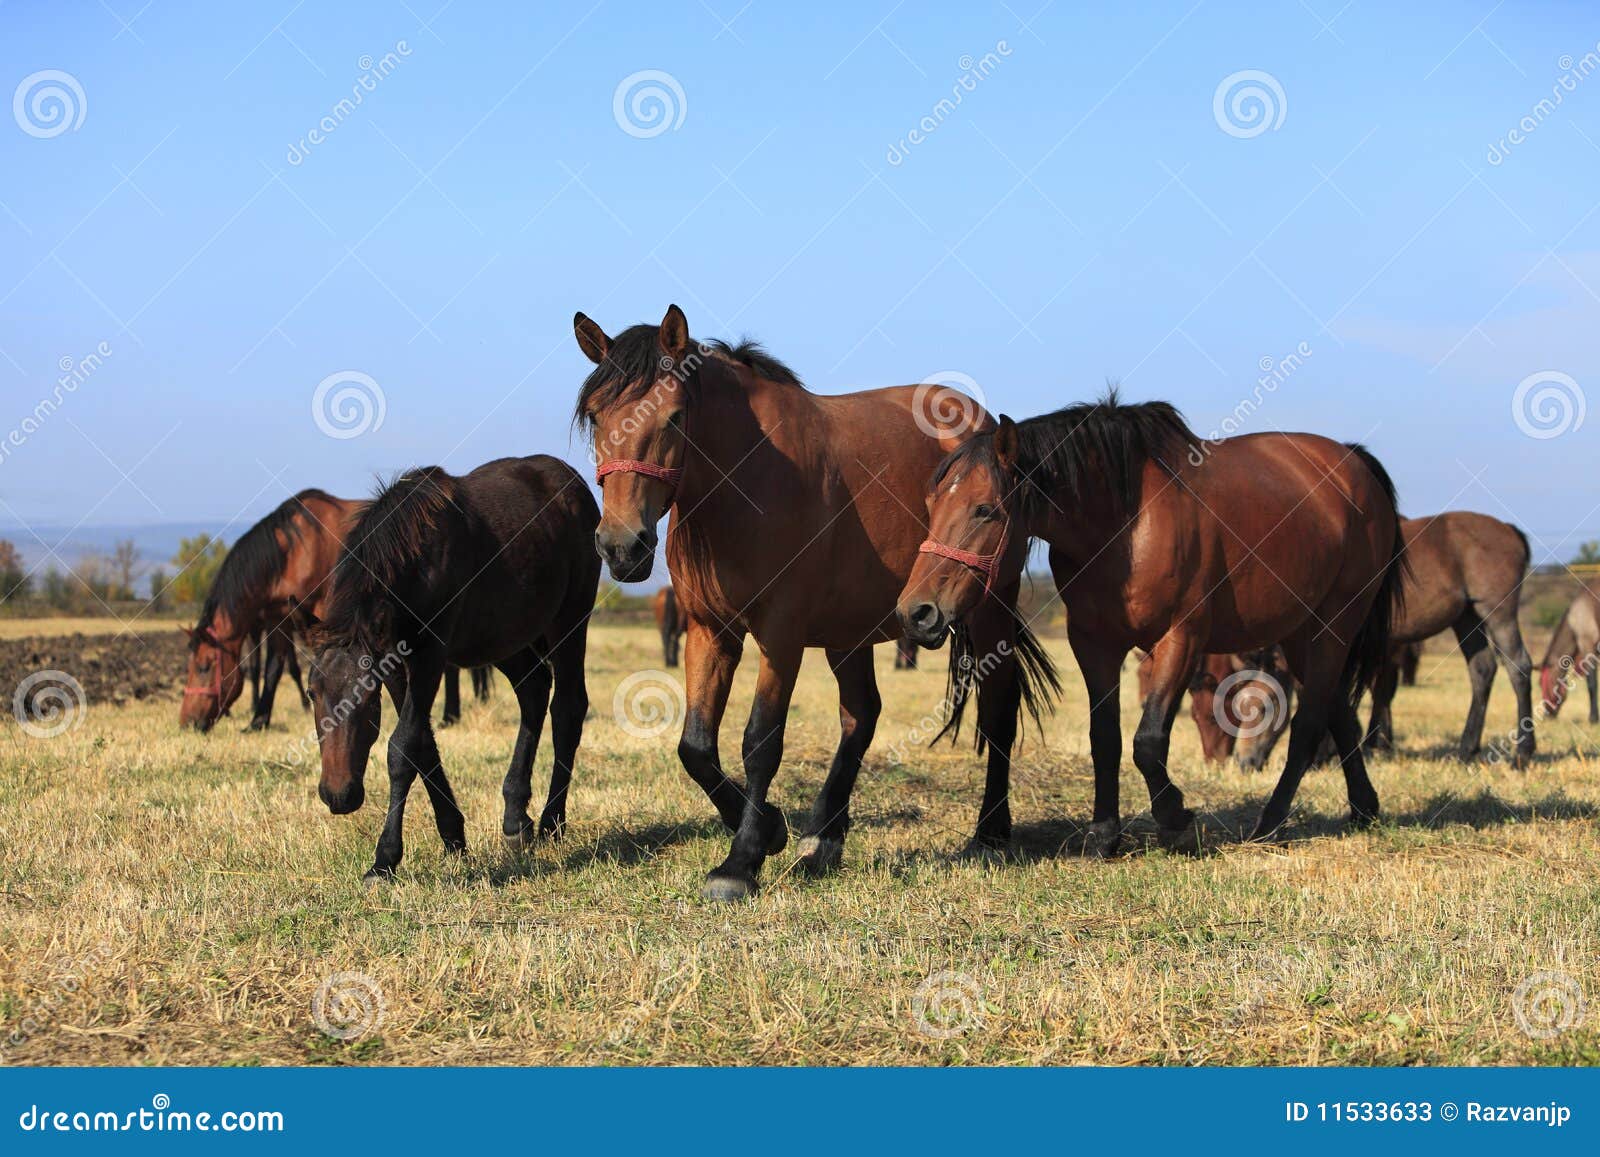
left=974, top=504, right=995, bottom=520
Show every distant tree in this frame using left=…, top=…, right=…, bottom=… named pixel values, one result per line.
left=147, top=567, right=171, bottom=611
left=40, top=566, right=69, bottom=610
left=71, top=553, right=114, bottom=609
left=1574, top=541, right=1600, bottom=566
left=170, top=534, right=227, bottom=605
left=0, top=539, right=27, bottom=604
left=111, top=538, right=140, bottom=600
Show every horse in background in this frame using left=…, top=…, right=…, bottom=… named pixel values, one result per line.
left=440, top=663, right=495, bottom=726
left=652, top=585, right=685, bottom=667
left=311, top=457, right=599, bottom=881
left=1397, top=641, right=1422, bottom=687
left=893, top=635, right=919, bottom=669
left=900, top=399, right=1404, bottom=847
left=241, top=620, right=309, bottom=728
left=1137, top=646, right=1294, bottom=770
left=574, top=305, right=1056, bottom=901
left=1362, top=513, right=1535, bottom=763
left=181, top=488, right=362, bottom=732
left=1541, top=588, right=1600, bottom=723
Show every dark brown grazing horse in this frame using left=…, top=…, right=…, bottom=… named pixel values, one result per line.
left=1361, top=513, right=1534, bottom=763
left=573, top=305, right=1057, bottom=901
left=1137, top=647, right=1294, bottom=770
left=311, top=456, right=599, bottom=881
left=893, top=635, right=919, bottom=669
left=1541, top=588, right=1600, bottom=722
left=241, top=620, right=309, bottom=727
left=899, top=396, right=1404, bottom=848
left=652, top=585, right=686, bottom=667
left=181, top=489, right=363, bottom=732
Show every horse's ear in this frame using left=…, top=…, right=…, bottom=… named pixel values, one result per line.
left=994, top=415, right=1020, bottom=474
left=658, top=304, right=689, bottom=363
left=573, top=312, right=609, bottom=365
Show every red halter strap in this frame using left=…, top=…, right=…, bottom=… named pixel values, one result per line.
left=595, top=459, right=683, bottom=490
left=184, top=635, right=240, bottom=700
left=918, top=518, right=1011, bottom=598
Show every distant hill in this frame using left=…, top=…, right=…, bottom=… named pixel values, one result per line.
left=0, top=522, right=233, bottom=573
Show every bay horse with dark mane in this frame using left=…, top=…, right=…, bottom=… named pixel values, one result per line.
left=1541, top=588, right=1600, bottom=722
left=1361, top=513, right=1535, bottom=763
left=899, top=396, right=1405, bottom=848
left=180, top=488, right=362, bottom=732
left=573, top=305, right=1057, bottom=901
left=310, top=456, right=598, bottom=882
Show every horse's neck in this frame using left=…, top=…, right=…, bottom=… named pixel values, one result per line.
left=679, top=370, right=810, bottom=508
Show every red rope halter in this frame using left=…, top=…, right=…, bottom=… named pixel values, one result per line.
left=595, top=459, right=683, bottom=490
left=918, top=519, right=1011, bottom=598
left=184, top=635, right=239, bottom=702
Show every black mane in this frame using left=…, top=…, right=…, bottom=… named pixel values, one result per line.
left=194, top=489, right=334, bottom=644
left=319, top=467, right=461, bottom=651
left=932, top=389, right=1194, bottom=516
left=574, top=324, right=802, bottom=429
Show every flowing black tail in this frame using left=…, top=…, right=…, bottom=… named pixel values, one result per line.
left=1341, top=443, right=1408, bottom=703
left=936, top=608, right=1061, bottom=752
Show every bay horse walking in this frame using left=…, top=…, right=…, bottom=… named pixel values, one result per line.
left=311, top=456, right=598, bottom=881
left=652, top=585, right=685, bottom=667
left=899, top=397, right=1405, bottom=848
left=181, top=489, right=362, bottom=732
left=573, top=305, right=1057, bottom=901
left=1361, top=513, right=1535, bottom=763
left=1541, top=588, right=1600, bottom=722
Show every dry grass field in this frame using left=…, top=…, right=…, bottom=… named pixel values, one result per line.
left=2, top=618, right=1597, bottom=1067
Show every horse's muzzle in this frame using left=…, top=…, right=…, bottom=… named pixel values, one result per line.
left=319, top=780, right=365, bottom=815
left=899, top=601, right=949, bottom=648
left=596, top=527, right=657, bottom=583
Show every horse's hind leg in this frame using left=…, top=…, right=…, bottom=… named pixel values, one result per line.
left=496, top=648, right=553, bottom=848
left=1326, top=699, right=1381, bottom=826
left=677, top=621, right=766, bottom=835
left=1452, top=612, right=1497, bottom=760
left=1361, top=657, right=1398, bottom=754
left=440, top=665, right=462, bottom=727
left=539, top=626, right=590, bottom=840
left=247, top=632, right=285, bottom=731
left=799, top=647, right=880, bottom=876
left=1588, top=666, right=1599, bottom=724
left=1484, top=605, right=1536, bottom=764
left=1129, top=631, right=1201, bottom=850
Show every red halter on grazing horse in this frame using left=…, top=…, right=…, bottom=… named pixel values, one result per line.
left=573, top=305, right=1057, bottom=902
left=899, top=396, right=1405, bottom=850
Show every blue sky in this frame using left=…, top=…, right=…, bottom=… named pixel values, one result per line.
left=2, top=0, right=1598, bottom=567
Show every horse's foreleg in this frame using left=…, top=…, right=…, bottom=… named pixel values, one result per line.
left=1361, top=658, right=1398, bottom=753
left=1130, top=630, right=1201, bottom=849
left=799, top=646, right=880, bottom=876
left=1589, top=666, right=1599, bottom=724
left=247, top=635, right=285, bottom=731
left=1071, top=634, right=1127, bottom=858
left=368, top=662, right=449, bottom=879
left=967, top=603, right=1022, bottom=855
left=440, top=665, right=462, bottom=728
left=540, top=626, right=590, bottom=840
left=496, top=648, right=553, bottom=848
left=677, top=620, right=750, bottom=832
left=703, top=637, right=801, bottom=902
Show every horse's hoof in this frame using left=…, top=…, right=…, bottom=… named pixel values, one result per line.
left=438, top=718, right=458, bottom=730
left=1158, top=818, right=1202, bottom=856
left=1246, top=815, right=1287, bottom=843
left=1083, top=821, right=1123, bottom=859
left=539, top=812, right=566, bottom=842
left=244, top=719, right=269, bottom=733
left=955, top=839, right=1009, bottom=865
left=760, top=804, right=789, bottom=856
left=1346, top=808, right=1379, bottom=830
left=701, top=871, right=758, bottom=903
left=503, top=825, right=537, bottom=850
left=797, top=836, right=844, bottom=876
left=362, top=866, right=395, bottom=885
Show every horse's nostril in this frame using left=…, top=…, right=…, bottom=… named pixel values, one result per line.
left=910, top=603, right=941, bottom=631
